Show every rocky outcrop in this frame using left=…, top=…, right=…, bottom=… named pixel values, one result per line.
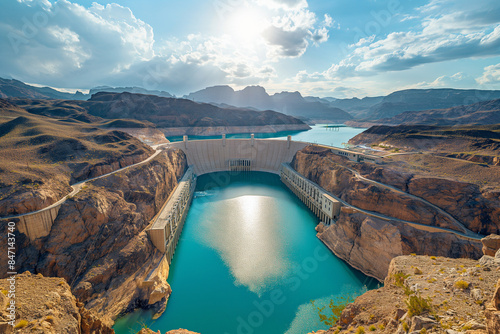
left=108, top=127, right=169, bottom=145
left=0, top=178, right=71, bottom=217
left=317, top=211, right=482, bottom=281
left=292, top=146, right=500, bottom=234
left=0, top=272, right=113, bottom=333
left=486, top=279, right=500, bottom=333
left=406, top=178, right=500, bottom=235
left=482, top=234, right=500, bottom=257
left=358, top=165, right=500, bottom=235
left=0, top=150, right=152, bottom=217
left=0, top=149, right=187, bottom=325
left=292, top=147, right=465, bottom=232
left=70, top=152, right=152, bottom=182
left=478, top=235, right=500, bottom=270
left=313, top=255, right=500, bottom=334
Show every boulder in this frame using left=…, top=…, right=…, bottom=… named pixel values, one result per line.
left=409, top=316, right=438, bottom=331
left=485, top=279, right=500, bottom=334
left=482, top=234, right=500, bottom=257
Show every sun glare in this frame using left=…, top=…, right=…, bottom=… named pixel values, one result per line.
left=226, top=6, right=268, bottom=45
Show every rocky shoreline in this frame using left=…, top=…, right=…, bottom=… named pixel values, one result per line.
left=315, top=213, right=481, bottom=282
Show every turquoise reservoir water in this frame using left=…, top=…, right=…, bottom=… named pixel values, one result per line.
left=113, top=173, right=379, bottom=334
left=166, top=125, right=365, bottom=148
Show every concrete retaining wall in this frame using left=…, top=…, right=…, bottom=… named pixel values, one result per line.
left=1, top=205, right=62, bottom=241
left=147, top=168, right=196, bottom=263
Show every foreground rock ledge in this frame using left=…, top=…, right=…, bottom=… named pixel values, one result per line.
left=310, top=255, right=500, bottom=334
left=0, top=272, right=113, bottom=333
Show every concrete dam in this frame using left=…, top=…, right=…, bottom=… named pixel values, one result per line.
left=167, top=135, right=308, bottom=175
left=148, top=136, right=347, bottom=261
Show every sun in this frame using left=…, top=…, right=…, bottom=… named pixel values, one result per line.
left=226, top=6, right=268, bottom=45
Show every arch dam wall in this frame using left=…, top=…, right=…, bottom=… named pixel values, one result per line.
left=167, top=136, right=309, bottom=175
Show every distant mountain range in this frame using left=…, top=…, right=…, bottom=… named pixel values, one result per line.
left=348, top=89, right=500, bottom=120
left=0, top=79, right=174, bottom=101
left=2, top=77, right=500, bottom=126
left=0, top=78, right=88, bottom=100
left=9, top=92, right=308, bottom=131
left=184, top=85, right=353, bottom=123
left=89, top=86, right=174, bottom=98
left=346, top=98, right=500, bottom=127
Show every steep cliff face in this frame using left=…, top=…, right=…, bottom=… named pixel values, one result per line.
left=292, top=147, right=462, bottom=232
left=292, top=146, right=500, bottom=234
left=317, top=211, right=482, bottom=281
left=356, top=160, right=500, bottom=235
left=0, top=149, right=187, bottom=325
left=0, top=272, right=113, bottom=333
left=407, top=178, right=500, bottom=235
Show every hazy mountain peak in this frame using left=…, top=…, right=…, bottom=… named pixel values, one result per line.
left=240, top=85, right=267, bottom=93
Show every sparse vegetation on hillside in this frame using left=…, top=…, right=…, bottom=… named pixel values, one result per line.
left=0, top=105, right=154, bottom=216
left=312, top=295, right=355, bottom=327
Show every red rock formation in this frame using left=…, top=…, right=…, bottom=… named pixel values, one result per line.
left=292, top=147, right=462, bottom=232
left=292, top=146, right=500, bottom=234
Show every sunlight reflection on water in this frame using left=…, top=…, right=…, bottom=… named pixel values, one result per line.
left=200, top=195, right=291, bottom=295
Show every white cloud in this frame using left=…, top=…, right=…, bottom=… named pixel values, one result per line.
left=262, top=5, right=332, bottom=59
left=476, top=63, right=500, bottom=85
left=1, top=0, right=155, bottom=85
left=408, top=72, right=471, bottom=89
left=0, top=0, right=330, bottom=94
left=308, top=0, right=500, bottom=80
left=257, top=0, right=308, bottom=10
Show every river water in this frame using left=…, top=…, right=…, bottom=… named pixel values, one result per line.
left=113, top=126, right=377, bottom=334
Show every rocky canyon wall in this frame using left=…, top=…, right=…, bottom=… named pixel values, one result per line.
left=291, top=146, right=486, bottom=281
left=292, top=146, right=500, bottom=234
left=317, top=212, right=482, bottom=282
left=0, top=148, right=187, bottom=325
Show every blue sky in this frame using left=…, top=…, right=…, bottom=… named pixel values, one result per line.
left=1, top=0, right=500, bottom=98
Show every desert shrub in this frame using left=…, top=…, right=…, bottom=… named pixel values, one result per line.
left=454, top=280, right=469, bottom=290
left=406, top=294, right=433, bottom=316
left=311, top=295, right=355, bottom=327
left=14, top=320, right=28, bottom=328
